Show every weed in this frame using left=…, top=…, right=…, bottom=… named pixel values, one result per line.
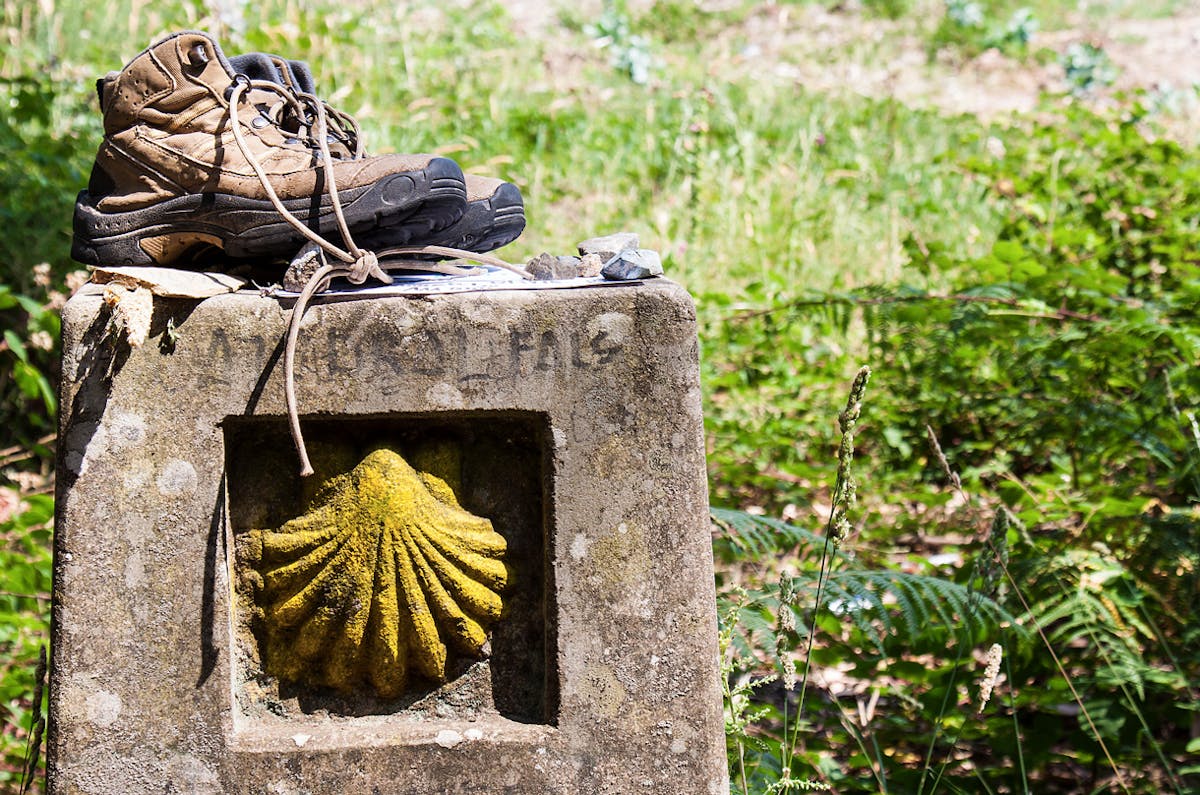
left=1060, top=42, right=1118, bottom=95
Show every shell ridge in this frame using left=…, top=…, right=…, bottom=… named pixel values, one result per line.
left=324, top=507, right=384, bottom=683
left=261, top=504, right=344, bottom=560
left=404, top=525, right=489, bottom=655
left=394, top=527, right=448, bottom=680
left=367, top=524, right=406, bottom=697
left=424, top=517, right=507, bottom=554
left=262, top=528, right=351, bottom=598
left=268, top=517, right=376, bottom=627
left=421, top=524, right=509, bottom=588
left=410, top=527, right=504, bottom=621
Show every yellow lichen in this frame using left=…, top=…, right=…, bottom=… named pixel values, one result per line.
left=254, top=447, right=509, bottom=699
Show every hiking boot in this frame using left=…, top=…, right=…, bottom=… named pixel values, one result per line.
left=71, top=31, right=467, bottom=268
left=229, top=50, right=526, bottom=255
left=360, top=174, right=525, bottom=253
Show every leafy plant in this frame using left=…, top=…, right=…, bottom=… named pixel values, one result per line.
left=1060, top=42, right=1118, bottom=95
left=587, top=0, right=656, bottom=85
left=0, top=69, right=92, bottom=469
left=931, top=1, right=1039, bottom=58
left=716, top=375, right=1028, bottom=794
left=0, top=492, right=52, bottom=791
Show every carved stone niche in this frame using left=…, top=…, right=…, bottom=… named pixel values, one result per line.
left=224, top=415, right=555, bottom=725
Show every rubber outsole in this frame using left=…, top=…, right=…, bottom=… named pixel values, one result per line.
left=359, top=180, right=526, bottom=255
left=70, top=156, right=467, bottom=268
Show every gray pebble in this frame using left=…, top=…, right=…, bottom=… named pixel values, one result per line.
left=528, top=252, right=583, bottom=280
left=601, top=248, right=663, bottom=281
left=577, top=232, right=640, bottom=263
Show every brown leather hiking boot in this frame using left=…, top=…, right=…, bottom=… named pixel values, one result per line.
left=72, top=31, right=467, bottom=268
left=228, top=51, right=526, bottom=255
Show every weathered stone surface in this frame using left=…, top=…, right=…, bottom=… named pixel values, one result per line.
left=601, top=248, right=664, bottom=281
left=577, top=232, right=640, bottom=263
left=50, top=280, right=726, bottom=794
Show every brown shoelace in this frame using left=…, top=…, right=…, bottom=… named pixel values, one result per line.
left=225, top=75, right=531, bottom=476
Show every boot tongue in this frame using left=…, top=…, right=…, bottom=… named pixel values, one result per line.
left=228, top=53, right=287, bottom=85
left=279, top=58, right=317, bottom=95
left=228, top=52, right=357, bottom=158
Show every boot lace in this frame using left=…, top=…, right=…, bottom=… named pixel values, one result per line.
left=224, top=74, right=531, bottom=476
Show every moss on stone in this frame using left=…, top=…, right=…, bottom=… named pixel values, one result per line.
left=253, top=445, right=509, bottom=699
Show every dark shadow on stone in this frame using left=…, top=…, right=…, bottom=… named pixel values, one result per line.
left=243, top=332, right=286, bottom=415
left=56, top=310, right=129, bottom=493
left=197, top=474, right=226, bottom=687
left=58, top=297, right=206, bottom=491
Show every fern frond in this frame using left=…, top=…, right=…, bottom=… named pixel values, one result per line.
left=786, top=569, right=1026, bottom=654
left=711, top=507, right=839, bottom=565
left=1018, top=550, right=1164, bottom=699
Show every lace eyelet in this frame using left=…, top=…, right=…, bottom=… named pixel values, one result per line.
left=223, top=73, right=251, bottom=104
left=186, top=43, right=209, bottom=68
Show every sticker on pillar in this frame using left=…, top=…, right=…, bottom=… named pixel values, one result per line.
left=248, top=444, right=511, bottom=699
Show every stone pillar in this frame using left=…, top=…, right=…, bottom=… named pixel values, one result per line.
left=49, top=279, right=728, bottom=794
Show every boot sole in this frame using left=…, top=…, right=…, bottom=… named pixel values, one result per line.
left=71, top=157, right=467, bottom=268
left=360, top=180, right=526, bottom=254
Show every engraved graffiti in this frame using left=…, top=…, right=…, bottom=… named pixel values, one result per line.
left=194, top=312, right=631, bottom=391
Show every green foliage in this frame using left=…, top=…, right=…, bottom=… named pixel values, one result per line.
left=0, top=284, right=61, bottom=458
left=587, top=0, right=656, bottom=85
left=898, top=98, right=1198, bottom=526
left=712, top=507, right=829, bottom=565
left=1060, top=42, right=1118, bottom=95
left=709, top=95, right=1200, bottom=785
left=0, top=492, right=53, bottom=789
left=0, top=76, right=96, bottom=292
left=717, top=506, right=1030, bottom=794
left=1004, top=540, right=1197, bottom=787
left=0, top=59, right=94, bottom=463
left=930, top=1, right=1039, bottom=59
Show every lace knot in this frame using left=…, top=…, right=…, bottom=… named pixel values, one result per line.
left=347, top=249, right=388, bottom=285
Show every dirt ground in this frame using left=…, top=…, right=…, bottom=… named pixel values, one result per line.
left=500, top=0, right=1200, bottom=138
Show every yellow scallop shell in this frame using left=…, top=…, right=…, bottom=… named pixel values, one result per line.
left=254, top=447, right=508, bottom=699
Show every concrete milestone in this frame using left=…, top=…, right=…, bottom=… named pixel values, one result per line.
left=49, top=278, right=728, bottom=794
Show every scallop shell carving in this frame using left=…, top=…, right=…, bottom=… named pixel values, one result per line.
left=254, top=447, right=508, bottom=699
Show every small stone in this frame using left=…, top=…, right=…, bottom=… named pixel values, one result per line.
left=292, top=733, right=311, bottom=747
left=102, top=284, right=154, bottom=347
left=577, top=232, right=640, bottom=263
left=579, top=253, right=604, bottom=278
left=435, top=729, right=464, bottom=748
left=463, top=728, right=484, bottom=741
left=601, top=249, right=664, bottom=281
left=527, top=252, right=583, bottom=281
left=282, top=241, right=327, bottom=292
